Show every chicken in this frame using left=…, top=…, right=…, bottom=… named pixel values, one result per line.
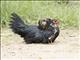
left=38, top=18, right=60, bottom=43
left=48, top=19, right=60, bottom=43
left=10, top=12, right=59, bottom=44
left=38, top=18, right=51, bottom=30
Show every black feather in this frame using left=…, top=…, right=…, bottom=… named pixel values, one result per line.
left=10, top=12, right=28, bottom=37
left=10, top=12, right=60, bottom=44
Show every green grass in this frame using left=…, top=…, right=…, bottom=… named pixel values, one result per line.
left=1, top=1, right=80, bottom=28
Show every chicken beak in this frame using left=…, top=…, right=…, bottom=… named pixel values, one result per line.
left=50, top=23, right=58, bottom=28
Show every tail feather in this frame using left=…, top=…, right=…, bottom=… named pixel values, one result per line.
left=11, top=12, right=24, bottom=23
left=10, top=12, right=27, bottom=37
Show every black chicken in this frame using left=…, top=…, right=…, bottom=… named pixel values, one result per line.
left=10, top=12, right=59, bottom=44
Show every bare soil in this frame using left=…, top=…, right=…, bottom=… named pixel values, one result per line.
left=1, top=28, right=80, bottom=60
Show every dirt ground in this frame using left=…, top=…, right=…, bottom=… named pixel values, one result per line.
left=1, top=28, right=80, bottom=60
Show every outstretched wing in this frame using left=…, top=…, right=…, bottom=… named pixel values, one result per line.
left=10, top=12, right=28, bottom=37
